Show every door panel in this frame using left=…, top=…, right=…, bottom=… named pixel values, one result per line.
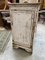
left=12, top=11, right=34, bottom=47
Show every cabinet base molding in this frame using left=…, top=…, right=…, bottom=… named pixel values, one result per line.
left=12, top=40, right=32, bottom=53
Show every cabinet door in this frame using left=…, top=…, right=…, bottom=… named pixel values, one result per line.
left=12, top=11, right=34, bottom=47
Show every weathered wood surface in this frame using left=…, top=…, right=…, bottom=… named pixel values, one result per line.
left=9, top=3, right=40, bottom=53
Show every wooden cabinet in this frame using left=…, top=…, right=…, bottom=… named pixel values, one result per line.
left=9, top=3, right=40, bottom=53
left=39, top=0, right=45, bottom=9
left=0, top=0, right=9, bottom=10
left=0, top=13, right=4, bottom=27
left=0, top=0, right=5, bottom=9
left=43, top=0, right=45, bottom=9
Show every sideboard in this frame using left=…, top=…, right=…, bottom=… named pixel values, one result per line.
left=9, top=3, right=40, bottom=53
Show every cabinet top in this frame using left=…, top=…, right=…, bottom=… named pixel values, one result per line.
left=9, top=3, right=40, bottom=7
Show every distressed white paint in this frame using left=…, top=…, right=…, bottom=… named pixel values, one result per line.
left=12, top=11, right=33, bottom=47
left=9, top=3, right=40, bottom=52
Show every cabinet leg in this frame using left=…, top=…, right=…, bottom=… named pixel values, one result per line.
left=12, top=40, right=18, bottom=49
